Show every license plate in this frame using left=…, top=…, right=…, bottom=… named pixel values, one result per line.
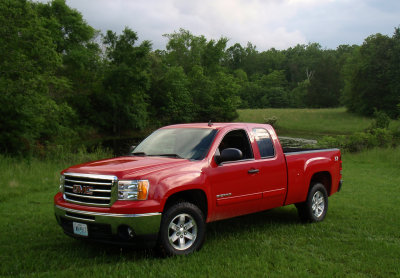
left=73, top=222, right=88, bottom=237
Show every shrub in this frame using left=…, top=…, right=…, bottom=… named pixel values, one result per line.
left=318, top=128, right=394, bottom=152
left=370, top=128, right=393, bottom=148
left=264, top=116, right=278, bottom=128
left=366, top=110, right=390, bottom=131
left=317, top=136, right=345, bottom=149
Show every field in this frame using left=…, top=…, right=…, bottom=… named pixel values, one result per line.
left=1, top=108, right=400, bottom=277
left=237, top=107, right=400, bottom=138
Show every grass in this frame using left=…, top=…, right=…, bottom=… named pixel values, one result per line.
left=237, top=107, right=400, bottom=138
left=1, top=147, right=400, bottom=277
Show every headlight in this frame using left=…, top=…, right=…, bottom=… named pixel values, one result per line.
left=59, top=175, right=65, bottom=192
left=118, top=180, right=149, bottom=200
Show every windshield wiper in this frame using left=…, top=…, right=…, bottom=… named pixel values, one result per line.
left=150, top=154, right=183, bottom=159
left=131, top=152, right=147, bottom=156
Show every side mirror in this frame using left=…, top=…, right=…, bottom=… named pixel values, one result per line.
left=215, top=148, right=243, bottom=164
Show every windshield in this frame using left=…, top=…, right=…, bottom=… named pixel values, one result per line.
left=132, top=128, right=217, bottom=160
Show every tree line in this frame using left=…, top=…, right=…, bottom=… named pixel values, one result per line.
left=1, top=0, right=399, bottom=154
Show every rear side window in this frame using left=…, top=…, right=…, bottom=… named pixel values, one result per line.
left=253, top=128, right=275, bottom=158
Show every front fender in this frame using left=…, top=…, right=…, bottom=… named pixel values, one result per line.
left=154, top=171, right=211, bottom=215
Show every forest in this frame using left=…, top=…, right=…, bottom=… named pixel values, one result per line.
left=1, top=0, right=399, bottom=155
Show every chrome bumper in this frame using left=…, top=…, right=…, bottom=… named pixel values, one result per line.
left=54, top=205, right=162, bottom=238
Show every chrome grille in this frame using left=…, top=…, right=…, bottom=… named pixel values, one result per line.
left=63, top=173, right=117, bottom=207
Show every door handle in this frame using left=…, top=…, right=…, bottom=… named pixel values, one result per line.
left=248, top=168, right=259, bottom=174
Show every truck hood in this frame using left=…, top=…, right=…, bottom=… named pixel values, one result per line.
left=63, top=156, right=191, bottom=179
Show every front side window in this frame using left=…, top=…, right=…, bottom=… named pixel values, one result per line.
left=133, top=128, right=217, bottom=160
left=218, top=129, right=254, bottom=161
left=253, top=128, right=275, bottom=158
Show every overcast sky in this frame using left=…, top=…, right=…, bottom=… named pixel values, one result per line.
left=49, top=0, right=400, bottom=51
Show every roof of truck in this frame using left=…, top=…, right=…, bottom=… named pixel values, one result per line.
left=161, top=122, right=259, bottom=130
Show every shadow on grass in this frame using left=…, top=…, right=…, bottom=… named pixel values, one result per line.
left=206, top=206, right=300, bottom=238
left=70, top=237, right=158, bottom=259
left=49, top=206, right=300, bottom=264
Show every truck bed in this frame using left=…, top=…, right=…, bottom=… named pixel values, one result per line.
left=282, top=147, right=342, bottom=205
left=283, top=147, right=339, bottom=154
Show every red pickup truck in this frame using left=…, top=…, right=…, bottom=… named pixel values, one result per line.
left=54, top=123, right=342, bottom=255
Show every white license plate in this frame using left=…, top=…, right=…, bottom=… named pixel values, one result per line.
left=73, top=222, right=88, bottom=237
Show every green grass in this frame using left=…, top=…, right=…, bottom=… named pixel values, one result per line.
left=237, top=107, right=400, bottom=138
left=1, top=147, right=399, bottom=277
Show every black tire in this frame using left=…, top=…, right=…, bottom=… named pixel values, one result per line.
left=157, top=202, right=205, bottom=256
left=296, top=183, right=328, bottom=223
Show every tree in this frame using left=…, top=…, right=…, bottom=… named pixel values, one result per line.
left=284, top=43, right=341, bottom=108
left=342, top=30, right=400, bottom=118
left=209, top=72, right=241, bottom=121
left=0, top=0, right=76, bottom=154
left=98, top=28, right=152, bottom=134
left=162, top=29, right=241, bottom=122
left=225, top=43, right=246, bottom=70
left=163, top=29, right=207, bottom=73
left=156, top=66, right=194, bottom=124
left=188, top=65, right=214, bottom=121
left=305, top=50, right=341, bottom=107
left=35, top=0, right=103, bottom=127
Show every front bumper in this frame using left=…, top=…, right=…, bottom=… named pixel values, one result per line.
left=55, top=204, right=161, bottom=245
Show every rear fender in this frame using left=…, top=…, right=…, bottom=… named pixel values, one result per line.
left=303, top=157, right=333, bottom=200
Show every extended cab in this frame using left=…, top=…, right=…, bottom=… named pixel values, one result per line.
left=54, top=123, right=342, bottom=255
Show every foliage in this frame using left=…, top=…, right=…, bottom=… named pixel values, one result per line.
left=367, top=109, right=391, bottom=130
left=0, top=0, right=76, bottom=154
left=100, top=28, right=151, bottom=133
left=318, top=128, right=394, bottom=152
left=154, top=66, right=194, bottom=124
left=1, top=0, right=400, bottom=156
left=264, top=116, right=278, bottom=128
left=156, top=29, right=241, bottom=122
left=342, top=29, right=400, bottom=118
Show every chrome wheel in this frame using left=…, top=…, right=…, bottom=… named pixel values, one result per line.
left=168, top=213, right=198, bottom=251
left=311, top=191, right=325, bottom=218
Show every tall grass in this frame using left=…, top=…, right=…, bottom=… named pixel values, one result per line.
left=1, top=148, right=399, bottom=277
left=237, top=107, right=400, bottom=138
left=0, top=148, right=112, bottom=203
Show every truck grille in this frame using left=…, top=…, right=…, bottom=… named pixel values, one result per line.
left=63, top=173, right=117, bottom=207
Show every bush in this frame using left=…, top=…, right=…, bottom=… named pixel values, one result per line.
left=264, top=116, right=278, bottom=128
left=366, top=110, right=390, bottom=131
left=371, top=128, right=393, bottom=148
left=317, top=136, right=346, bottom=149
left=318, top=128, right=394, bottom=152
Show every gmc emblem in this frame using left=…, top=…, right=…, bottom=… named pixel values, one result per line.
left=72, top=184, right=93, bottom=195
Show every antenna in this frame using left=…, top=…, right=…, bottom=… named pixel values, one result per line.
left=208, top=120, right=213, bottom=127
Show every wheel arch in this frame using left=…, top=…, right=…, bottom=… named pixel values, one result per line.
left=309, top=171, right=332, bottom=196
left=163, top=189, right=208, bottom=220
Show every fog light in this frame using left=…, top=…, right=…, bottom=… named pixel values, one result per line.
left=118, top=225, right=135, bottom=240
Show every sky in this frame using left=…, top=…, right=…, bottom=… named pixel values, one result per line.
left=49, top=0, right=400, bottom=51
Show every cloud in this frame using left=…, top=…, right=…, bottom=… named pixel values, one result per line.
left=55, top=0, right=400, bottom=50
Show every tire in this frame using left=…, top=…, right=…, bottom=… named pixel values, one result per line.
left=157, top=202, right=205, bottom=256
left=296, top=183, right=328, bottom=223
